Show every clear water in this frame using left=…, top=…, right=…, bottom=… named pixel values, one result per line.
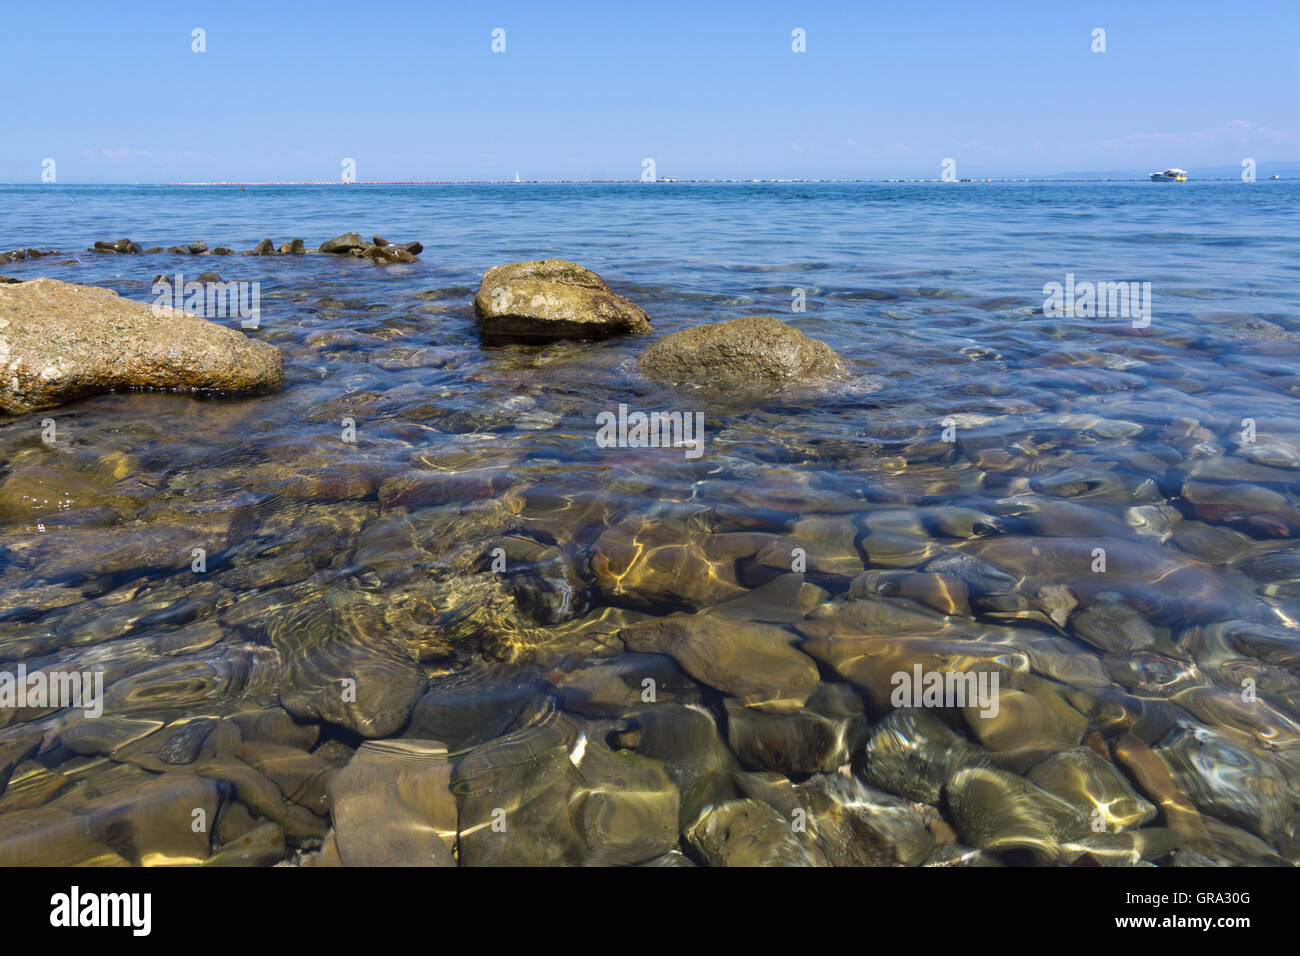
left=0, top=182, right=1297, bottom=867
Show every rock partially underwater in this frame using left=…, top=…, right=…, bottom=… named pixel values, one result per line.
left=473, top=259, right=652, bottom=341
left=0, top=278, right=283, bottom=416
left=637, top=315, right=845, bottom=389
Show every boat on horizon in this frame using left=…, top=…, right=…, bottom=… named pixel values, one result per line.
left=1150, top=168, right=1188, bottom=182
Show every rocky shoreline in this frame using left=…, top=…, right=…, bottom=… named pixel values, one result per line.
left=3, top=231, right=424, bottom=263
left=1, top=246, right=847, bottom=416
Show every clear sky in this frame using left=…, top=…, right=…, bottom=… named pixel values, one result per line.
left=2, top=0, right=1296, bottom=182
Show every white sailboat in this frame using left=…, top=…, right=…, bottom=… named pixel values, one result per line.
left=514, top=171, right=521, bottom=183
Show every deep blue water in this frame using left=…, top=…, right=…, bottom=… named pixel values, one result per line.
left=3, top=182, right=1297, bottom=309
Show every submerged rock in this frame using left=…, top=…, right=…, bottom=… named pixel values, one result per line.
left=1154, top=723, right=1292, bottom=843
left=196, top=755, right=329, bottom=840
left=0, top=773, right=223, bottom=865
left=855, top=708, right=992, bottom=804
left=229, top=707, right=320, bottom=751
left=960, top=682, right=1088, bottom=768
left=1183, top=470, right=1300, bottom=538
left=851, top=570, right=971, bottom=618
left=0, top=278, right=283, bottom=416
left=237, top=741, right=335, bottom=817
left=1171, top=815, right=1289, bottom=867
left=794, top=773, right=935, bottom=866
left=796, top=605, right=1025, bottom=718
left=1025, top=746, right=1156, bottom=832
left=733, top=771, right=800, bottom=816
left=637, top=315, right=845, bottom=389
left=202, top=822, right=287, bottom=867
left=591, top=516, right=747, bottom=611
left=766, top=516, right=864, bottom=586
left=550, top=652, right=702, bottom=718
left=725, top=682, right=866, bottom=775
left=269, top=603, right=427, bottom=738
left=1060, top=828, right=1180, bottom=866
left=946, top=766, right=1090, bottom=862
left=158, top=717, right=220, bottom=765
left=621, top=612, right=819, bottom=713
left=685, top=798, right=819, bottom=866
left=0, top=760, right=71, bottom=812
left=61, top=717, right=163, bottom=757
left=473, top=259, right=651, bottom=341
left=327, top=739, right=457, bottom=866
left=112, top=717, right=241, bottom=773
left=488, top=534, right=588, bottom=624
left=959, top=536, right=1255, bottom=624
left=453, top=711, right=588, bottom=866
left=616, top=703, right=742, bottom=826
left=922, top=844, right=1004, bottom=866
left=1071, top=600, right=1161, bottom=654
left=405, top=662, right=548, bottom=752
left=571, top=732, right=680, bottom=865
left=1110, top=733, right=1213, bottom=851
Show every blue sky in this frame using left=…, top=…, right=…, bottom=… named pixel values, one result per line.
left=1, top=0, right=1296, bottom=182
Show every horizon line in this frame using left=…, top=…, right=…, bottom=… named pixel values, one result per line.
left=4, top=176, right=1292, bottom=187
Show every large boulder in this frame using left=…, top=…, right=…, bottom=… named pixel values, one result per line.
left=319, top=232, right=365, bottom=254
left=0, top=278, right=284, bottom=416
left=638, top=315, right=844, bottom=387
left=473, top=259, right=651, bottom=341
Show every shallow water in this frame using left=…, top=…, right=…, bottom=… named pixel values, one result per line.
left=1, top=182, right=1298, bottom=866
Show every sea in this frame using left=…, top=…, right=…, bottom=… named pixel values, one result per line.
left=0, top=181, right=1297, bottom=867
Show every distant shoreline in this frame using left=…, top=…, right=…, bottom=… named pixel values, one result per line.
left=1, top=177, right=1288, bottom=187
